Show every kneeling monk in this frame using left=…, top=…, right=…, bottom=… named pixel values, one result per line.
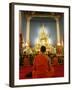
left=32, top=46, right=54, bottom=78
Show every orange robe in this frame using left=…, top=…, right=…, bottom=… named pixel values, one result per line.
left=52, top=57, right=64, bottom=77
left=32, top=54, right=54, bottom=78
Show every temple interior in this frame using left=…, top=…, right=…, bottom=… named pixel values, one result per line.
left=19, top=11, right=64, bottom=79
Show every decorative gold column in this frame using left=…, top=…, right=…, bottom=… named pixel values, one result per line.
left=26, top=16, right=31, bottom=46
left=19, top=12, right=25, bottom=48
left=55, top=17, right=61, bottom=46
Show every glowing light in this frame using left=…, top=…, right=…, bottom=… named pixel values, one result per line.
left=49, top=38, right=52, bottom=44
left=39, top=24, right=48, bottom=35
left=57, top=43, right=61, bottom=46
left=25, top=42, right=28, bottom=47
left=35, top=38, right=38, bottom=44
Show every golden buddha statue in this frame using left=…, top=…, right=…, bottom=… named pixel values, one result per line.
left=34, top=24, right=56, bottom=54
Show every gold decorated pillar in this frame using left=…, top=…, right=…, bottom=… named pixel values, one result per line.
left=55, top=17, right=61, bottom=46
left=26, top=16, right=31, bottom=46
left=19, top=12, right=25, bottom=48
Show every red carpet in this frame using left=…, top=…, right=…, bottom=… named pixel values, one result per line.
left=19, top=64, right=64, bottom=79
left=52, top=64, right=64, bottom=77
left=19, top=66, right=32, bottom=79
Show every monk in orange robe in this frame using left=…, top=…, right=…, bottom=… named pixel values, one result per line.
left=32, top=46, right=54, bottom=78
left=52, top=56, right=64, bottom=77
